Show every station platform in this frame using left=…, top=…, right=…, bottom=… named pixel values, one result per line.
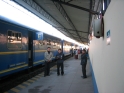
left=6, top=57, right=94, bottom=93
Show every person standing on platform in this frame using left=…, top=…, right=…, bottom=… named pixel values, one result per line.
left=74, top=49, right=76, bottom=56
left=80, top=48, right=82, bottom=54
left=70, top=48, right=73, bottom=57
left=55, top=49, right=64, bottom=76
left=81, top=49, right=87, bottom=78
left=72, top=48, right=73, bottom=57
left=44, top=47, right=53, bottom=77
left=75, top=49, right=78, bottom=59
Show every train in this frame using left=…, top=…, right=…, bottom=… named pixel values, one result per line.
left=0, top=16, right=78, bottom=78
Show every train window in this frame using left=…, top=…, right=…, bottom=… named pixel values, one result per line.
left=39, top=40, right=43, bottom=46
left=7, top=30, right=22, bottom=50
left=47, top=39, right=51, bottom=45
left=42, top=40, right=46, bottom=45
left=53, top=40, right=56, bottom=46
left=52, top=41, right=54, bottom=46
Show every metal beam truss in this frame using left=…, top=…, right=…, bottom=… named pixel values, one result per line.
left=13, top=0, right=76, bottom=39
left=52, top=1, right=84, bottom=42
left=51, top=0, right=99, bottom=15
left=51, top=0, right=100, bottom=43
left=67, top=0, right=73, bottom=3
left=53, top=26, right=88, bottom=40
left=73, top=37, right=88, bottom=41
left=52, top=26, right=88, bottom=33
left=53, top=2, right=74, bottom=29
left=87, top=0, right=93, bottom=43
left=22, top=0, right=58, bottom=26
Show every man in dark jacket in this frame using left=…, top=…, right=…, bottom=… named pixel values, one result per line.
left=81, top=49, right=87, bottom=78
left=55, top=49, right=64, bottom=76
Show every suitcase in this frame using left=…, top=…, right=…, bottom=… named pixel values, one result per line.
left=75, top=55, right=78, bottom=59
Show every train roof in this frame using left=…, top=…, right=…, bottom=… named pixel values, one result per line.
left=0, top=16, right=61, bottom=40
left=0, top=16, right=37, bottom=32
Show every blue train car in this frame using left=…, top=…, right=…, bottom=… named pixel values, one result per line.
left=0, top=19, right=29, bottom=78
left=63, top=40, right=73, bottom=56
left=33, top=32, right=61, bottom=66
left=0, top=15, right=76, bottom=78
left=0, top=17, right=62, bottom=78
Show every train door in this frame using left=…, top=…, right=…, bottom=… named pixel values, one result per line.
left=28, top=31, right=33, bottom=68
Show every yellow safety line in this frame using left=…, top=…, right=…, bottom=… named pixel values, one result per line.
left=0, top=59, right=45, bottom=74
left=11, top=88, right=20, bottom=93
left=33, top=75, right=41, bottom=79
left=0, top=64, right=28, bottom=74
left=35, top=76, right=41, bottom=78
left=17, top=85, right=26, bottom=89
left=34, top=76, right=41, bottom=78
left=23, top=82, right=30, bottom=86
left=38, top=73, right=42, bottom=75
left=8, top=64, right=57, bottom=92
left=32, top=77, right=39, bottom=80
left=35, top=49, right=58, bottom=52
left=35, top=50, right=46, bottom=52
left=0, top=51, right=28, bottom=55
left=27, top=80, right=35, bottom=83
left=3, top=61, right=59, bottom=93
left=0, top=57, right=56, bottom=74
left=33, top=60, right=44, bottom=64
left=0, top=49, right=58, bottom=55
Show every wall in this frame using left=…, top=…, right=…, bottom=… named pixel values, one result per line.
left=89, top=0, right=124, bottom=93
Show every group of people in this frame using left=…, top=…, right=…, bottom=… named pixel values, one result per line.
left=44, top=47, right=88, bottom=79
left=44, top=47, right=64, bottom=77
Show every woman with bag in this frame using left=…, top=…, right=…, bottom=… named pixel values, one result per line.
left=75, top=49, right=78, bottom=59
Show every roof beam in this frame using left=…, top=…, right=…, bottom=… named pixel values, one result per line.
left=53, top=26, right=88, bottom=33
left=51, top=0, right=99, bottom=15
left=52, top=1, right=83, bottom=42
left=67, top=0, right=73, bottom=3
left=53, top=2, right=74, bottom=28
left=87, top=0, right=93, bottom=42
left=73, top=37, right=88, bottom=40
left=54, top=26, right=88, bottom=40
left=67, top=29, right=88, bottom=33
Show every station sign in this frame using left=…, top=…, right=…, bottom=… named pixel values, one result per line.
left=106, top=30, right=110, bottom=45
